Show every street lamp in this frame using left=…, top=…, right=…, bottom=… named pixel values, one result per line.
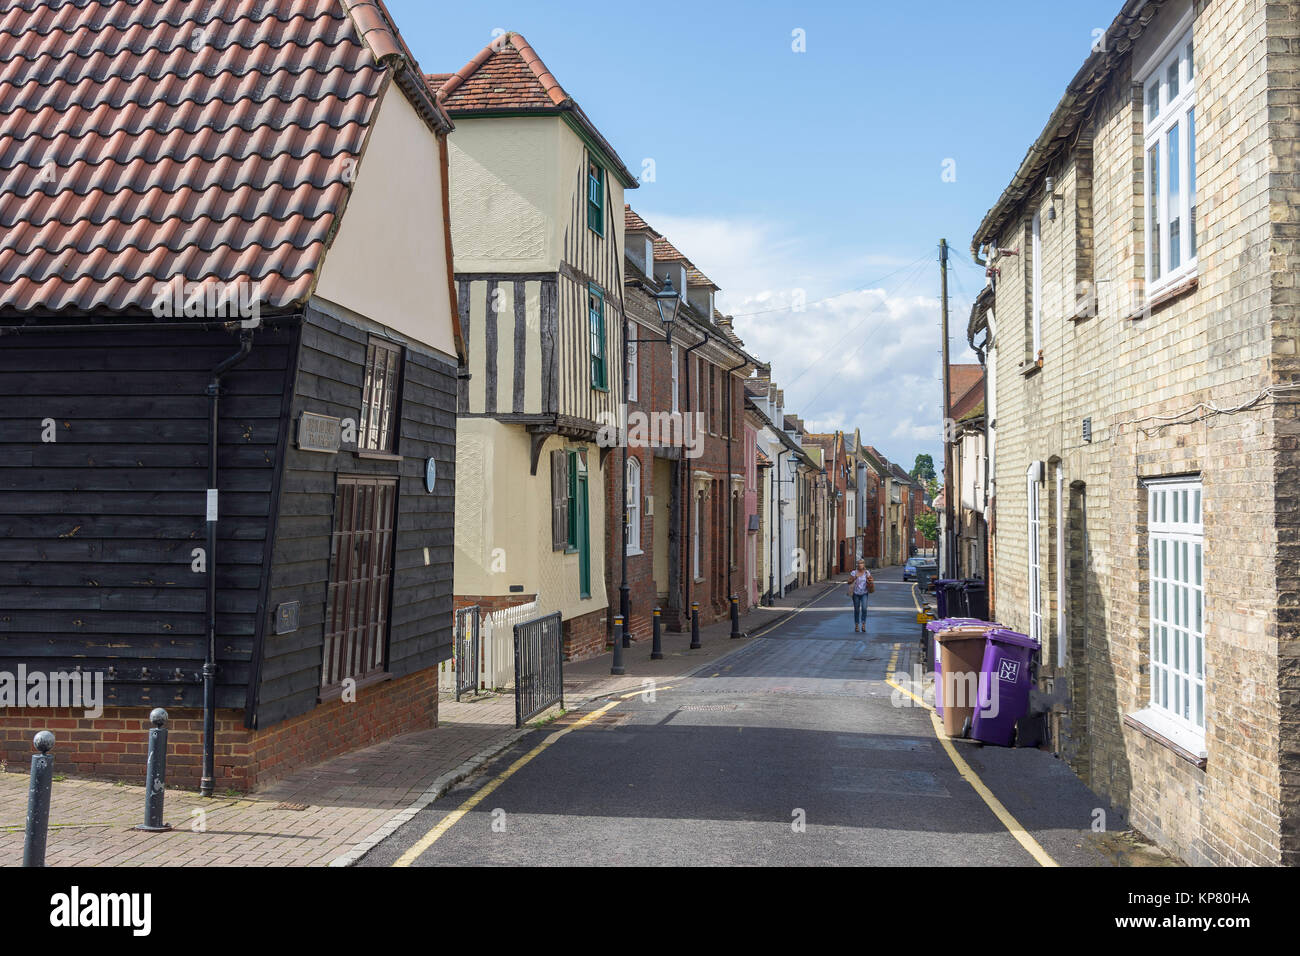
left=653, top=274, right=681, bottom=331
left=616, top=274, right=682, bottom=674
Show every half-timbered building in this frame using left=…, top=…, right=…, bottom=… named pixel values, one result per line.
left=430, top=33, right=637, bottom=659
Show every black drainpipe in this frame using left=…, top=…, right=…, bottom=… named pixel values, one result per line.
left=681, top=336, right=707, bottom=617
left=201, top=329, right=254, bottom=797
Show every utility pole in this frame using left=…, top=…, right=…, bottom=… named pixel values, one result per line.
left=940, top=238, right=955, bottom=580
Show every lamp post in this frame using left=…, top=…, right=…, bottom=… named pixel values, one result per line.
left=616, top=275, right=680, bottom=673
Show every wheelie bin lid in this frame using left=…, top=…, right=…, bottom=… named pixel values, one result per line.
left=986, top=627, right=1038, bottom=649
left=925, top=617, right=997, bottom=633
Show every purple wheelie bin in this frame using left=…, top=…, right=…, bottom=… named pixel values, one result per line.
left=925, top=617, right=995, bottom=716
left=933, top=580, right=963, bottom=618
left=971, top=628, right=1039, bottom=746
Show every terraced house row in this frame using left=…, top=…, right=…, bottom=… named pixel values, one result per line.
left=966, top=0, right=1300, bottom=865
left=0, top=1, right=901, bottom=790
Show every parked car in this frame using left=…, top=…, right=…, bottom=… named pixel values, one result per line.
left=902, top=556, right=937, bottom=581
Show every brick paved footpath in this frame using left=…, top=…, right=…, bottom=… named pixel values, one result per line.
left=0, top=579, right=841, bottom=867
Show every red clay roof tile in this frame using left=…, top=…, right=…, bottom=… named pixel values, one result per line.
left=624, top=205, right=659, bottom=237
left=0, top=0, right=437, bottom=317
left=429, top=31, right=636, bottom=188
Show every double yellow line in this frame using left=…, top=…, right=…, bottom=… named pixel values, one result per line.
left=392, top=685, right=672, bottom=867
left=885, top=643, right=1058, bottom=867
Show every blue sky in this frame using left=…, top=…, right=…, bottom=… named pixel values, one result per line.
left=387, top=0, right=1121, bottom=473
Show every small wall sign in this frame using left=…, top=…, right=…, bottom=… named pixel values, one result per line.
left=298, top=412, right=342, bottom=453
left=275, top=601, right=301, bottom=635
left=425, top=457, right=437, bottom=493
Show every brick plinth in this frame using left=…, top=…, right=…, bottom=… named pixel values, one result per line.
left=0, top=668, right=436, bottom=792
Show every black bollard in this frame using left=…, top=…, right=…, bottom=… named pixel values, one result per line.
left=651, top=607, right=664, bottom=660
left=730, top=595, right=742, bottom=639
left=135, top=708, right=172, bottom=832
left=23, top=731, right=55, bottom=867
left=611, top=615, right=626, bottom=676
left=690, top=602, right=701, bottom=649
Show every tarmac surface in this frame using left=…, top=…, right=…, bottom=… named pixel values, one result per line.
left=362, top=567, right=1121, bottom=867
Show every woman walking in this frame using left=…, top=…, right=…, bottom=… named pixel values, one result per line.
left=848, top=560, right=874, bottom=633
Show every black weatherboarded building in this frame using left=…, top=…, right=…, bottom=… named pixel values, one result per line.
left=0, top=0, right=465, bottom=790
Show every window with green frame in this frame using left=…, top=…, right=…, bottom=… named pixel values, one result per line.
left=588, top=284, right=606, bottom=390
left=587, top=157, right=604, bottom=235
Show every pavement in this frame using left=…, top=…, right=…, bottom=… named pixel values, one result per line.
left=361, top=567, right=1169, bottom=867
left=0, top=578, right=836, bottom=867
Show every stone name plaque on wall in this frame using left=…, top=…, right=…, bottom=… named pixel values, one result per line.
left=298, top=412, right=341, bottom=453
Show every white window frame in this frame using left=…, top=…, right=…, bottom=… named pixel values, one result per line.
left=1145, top=477, right=1205, bottom=740
left=1027, top=463, right=1042, bottom=644
left=1141, top=17, right=1196, bottom=295
left=626, top=456, right=642, bottom=554
left=1030, top=210, right=1041, bottom=359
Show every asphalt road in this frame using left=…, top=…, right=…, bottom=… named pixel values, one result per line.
left=362, top=567, right=1115, bottom=867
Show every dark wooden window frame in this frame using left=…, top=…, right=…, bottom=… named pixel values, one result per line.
left=320, top=475, right=399, bottom=696
left=587, top=157, right=605, bottom=236
left=589, top=285, right=607, bottom=391
left=358, top=337, right=405, bottom=454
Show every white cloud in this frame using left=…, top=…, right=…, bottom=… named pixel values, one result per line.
left=637, top=210, right=979, bottom=472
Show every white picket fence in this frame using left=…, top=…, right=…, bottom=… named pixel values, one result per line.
left=438, top=600, right=542, bottom=695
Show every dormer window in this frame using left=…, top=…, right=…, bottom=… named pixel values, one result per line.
left=587, top=157, right=604, bottom=236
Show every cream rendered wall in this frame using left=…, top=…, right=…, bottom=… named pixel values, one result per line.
left=446, top=115, right=564, bottom=273
left=454, top=417, right=608, bottom=621
left=314, top=86, right=456, bottom=360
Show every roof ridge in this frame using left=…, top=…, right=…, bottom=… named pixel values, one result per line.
left=433, top=31, right=568, bottom=107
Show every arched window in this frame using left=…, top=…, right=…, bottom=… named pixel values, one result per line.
left=626, top=456, right=642, bottom=553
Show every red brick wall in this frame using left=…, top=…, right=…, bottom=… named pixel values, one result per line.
left=563, top=606, right=608, bottom=661
left=609, top=297, right=754, bottom=635
left=604, top=445, right=656, bottom=644
left=0, top=668, right=436, bottom=792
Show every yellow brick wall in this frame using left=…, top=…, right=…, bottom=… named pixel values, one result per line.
left=986, top=0, right=1290, bottom=864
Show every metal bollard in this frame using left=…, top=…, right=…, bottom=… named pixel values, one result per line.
left=690, top=602, right=701, bottom=649
left=610, top=615, right=626, bottom=676
left=23, top=731, right=55, bottom=867
left=730, top=595, right=742, bottom=639
left=135, top=708, right=172, bottom=832
left=651, top=607, right=664, bottom=660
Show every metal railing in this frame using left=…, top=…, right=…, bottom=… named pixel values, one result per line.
left=513, top=611, right=564, bottom=727
left=439, top=600, right=544, bottom=697
left=453, top=606, right=481, bottom=701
